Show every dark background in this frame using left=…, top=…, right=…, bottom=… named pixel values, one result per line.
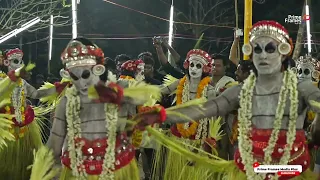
left=0, top=0, right=318, bottom=79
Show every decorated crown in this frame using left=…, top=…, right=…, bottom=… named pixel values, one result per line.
left=6, top=48, right=23, bottom=61
left=121, top=59, right=144, bottom=72
left=294, top=55, right=320, bottom=80
left=296, top=55, right=317, bottom=68
left=183, top=49, right=212, bottom=73
left=60, top=40, right=104, bottom=69
left=242, top=20, right=293, bottom=56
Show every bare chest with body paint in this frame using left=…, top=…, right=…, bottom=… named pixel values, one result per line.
left=251, top=79, right=307, bottom=129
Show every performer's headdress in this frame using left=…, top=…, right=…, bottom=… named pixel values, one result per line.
left=4, top=48, right=24, bottom=66
left=294, top=55, right=320, bottom=80
left=121, top=59, right=144, bottom=72
left=60, top=38, right=105, bottom=77
left=183, top=49, right=212, bottom=73
left=242, top=20, right=293, bottom=56
left=61, top=38, right=104, bottom=69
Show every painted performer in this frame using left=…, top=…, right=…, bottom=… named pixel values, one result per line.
left=295, top=55, right=320, bottom=179
left=135, top=21, right=320, bottom=180
left=151, top=49, right=218, bottom=180
left=0, top=48, right=65, bottom=179
left=47, top=38, right=160, bottom=179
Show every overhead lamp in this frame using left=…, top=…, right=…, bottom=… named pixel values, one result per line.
left=0, top=17, right=40, bottom=44
left=49, top=15, right=53, bottom=61
left=305, top=5, right=311, bottom=54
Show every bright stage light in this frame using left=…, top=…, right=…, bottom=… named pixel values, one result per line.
left=49, top=15, right=53, bottom=61
left=0, top=17, right=40, bottom=44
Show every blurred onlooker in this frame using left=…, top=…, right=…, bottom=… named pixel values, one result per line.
left=47, top=73, right=60, bottom=83
left=211, top=54, right=235, bottom=95
left=35, top=74, right=45, bottom=89
left=115, top=54, right=131, bottom=77
left=138, top=52, right=162, bottom=84
left=153, top=37, right=184, bottom=79
left=141, top=56, right=161, bottom=85
left=105, top=57, right=117, bottom=74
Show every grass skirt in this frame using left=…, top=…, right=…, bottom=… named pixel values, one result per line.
left=59, top=159, right=140, bottom=180
left=152, top=135, right=214, bottom=180
left=0, top=121, right=42, bottom=180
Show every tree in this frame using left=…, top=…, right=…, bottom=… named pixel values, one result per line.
left=0, top=0, right=71, bottom=34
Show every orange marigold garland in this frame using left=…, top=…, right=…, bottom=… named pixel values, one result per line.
left=119, top=75, right=134, bottom=80
left=176, top=76, right=211, bottom=138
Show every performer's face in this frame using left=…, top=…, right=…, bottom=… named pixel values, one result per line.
left=297, top=62, right=314, bottom=81
left=188, top=59, right=203, bottom=79
left=252, top=36, right=285, bottom=75
left=68, top=66, right=100, bottom=95
left=8, top=57, right=23, bottom=71
left=135, top=63, right=145, bottom=81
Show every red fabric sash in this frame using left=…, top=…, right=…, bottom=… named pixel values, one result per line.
left=61, top=134, right=135, bottom=175
left=234, top=129, right=309, bottom=180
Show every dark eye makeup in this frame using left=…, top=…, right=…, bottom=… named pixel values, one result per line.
left=254, top=45, right=262, bottom=54
left=69, top=69, right=91, bottom=80
left=265, top=43, right=276, bottom=53
left=196, top=64, right=202, bottom=69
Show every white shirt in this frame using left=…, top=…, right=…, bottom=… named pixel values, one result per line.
left=213, top=76, right=235, bottom=95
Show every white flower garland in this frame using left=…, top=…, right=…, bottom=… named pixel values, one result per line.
left=65, top=85, right=118, bottom=179
left=237, top=70, right=298, bottom=180
left=12, top=80, right=25, bottom=123
left=181, top=78, right=209, bottom=140
left=100, top=103, right=118, bottom=179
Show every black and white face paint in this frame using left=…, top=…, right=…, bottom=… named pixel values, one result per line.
left=8, top=58, right=23, bottom=71
left=188, top=59, right=203, bottom=79
left=297, top=62, right=314, bottom=81
left=68, top=66, right=100, bottom=95
left=252, top=36, right=285, bottom=75
left=135, top=63, right=145, bottom=82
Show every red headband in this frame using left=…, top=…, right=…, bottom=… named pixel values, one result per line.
left=121, top=59, right=145, bottom=72
left=183, top=49, right=212, bottom=73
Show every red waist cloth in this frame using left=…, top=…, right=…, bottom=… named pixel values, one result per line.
left=0, top=105, right=35, bottom=127
left=61, top=134, right=135, bottom=175
left=234, top=129, right=309, bottom=180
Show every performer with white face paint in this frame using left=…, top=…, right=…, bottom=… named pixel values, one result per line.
left=118, top=59, right=145, bottom=82
left=295, top=55, right=319, bottom=82
left=0, top=48, right=67, bottom=179
left=135, top=21, right=320, bottom=179
left=150, top=49, right=216, bottom=180
left=47, top=38, right=141, bottom=179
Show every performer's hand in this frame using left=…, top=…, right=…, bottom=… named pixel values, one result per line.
left=203, top=137, right=217, bottom=154
left=92, top=81, right=123, bottom=105
left=133, top=105, right=166, bottom=131
left=8, top=66, right=31, bottom=82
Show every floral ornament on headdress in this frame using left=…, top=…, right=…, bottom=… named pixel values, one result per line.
left=4, top=48, right=24, bottom=66
left=242, top=20, right=294, bottom=56
left=294, top=55, right=320, bottom=80
left=60, top=39, right=106, bottom=78
left=121, top=59, right=145, bottom=72
left=60, top=40, right=105, bottom=69
left=183, top=49, right=212, bottom=73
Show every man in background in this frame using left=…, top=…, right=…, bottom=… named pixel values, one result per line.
left=211, top=54, right=235, bottom=96
left=114, top=54, right=131, bottom=77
